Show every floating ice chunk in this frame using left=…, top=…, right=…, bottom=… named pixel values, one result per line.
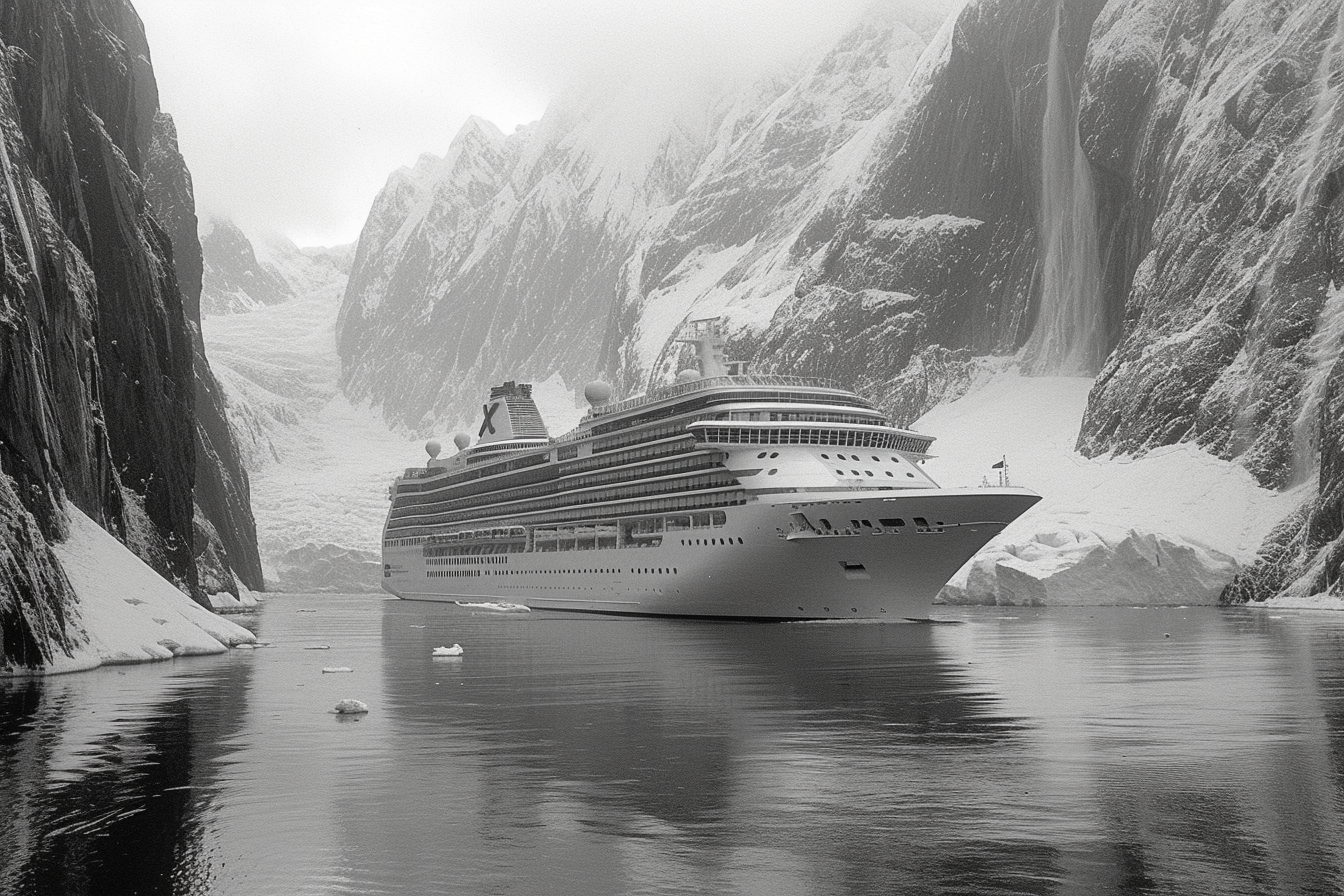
left=303, top=645, right=330, bottom=650
left=322, top=666, right=354, bottom=673
left=234, top=643, right=256, bottom=650
left=334, top=699, right=368, bottom=714
left=432, top=644, right=464, bottom=657
left=940, top=524, right=1239, bottom=606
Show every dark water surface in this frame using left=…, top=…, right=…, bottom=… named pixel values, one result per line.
left=3, top=596, right=1344, bottom=895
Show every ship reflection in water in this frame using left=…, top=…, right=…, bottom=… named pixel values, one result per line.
left=2, top=596, right=1344, bottom=895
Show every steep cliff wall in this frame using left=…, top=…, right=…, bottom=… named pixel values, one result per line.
left=144, top=113, right=264, bottom=593
left=0, top=0, right=259, bottom=668
left=750, top=0, right=1107, bottom=415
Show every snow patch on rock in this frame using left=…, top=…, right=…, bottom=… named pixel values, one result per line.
left=47, top=506, right=255, bottom=672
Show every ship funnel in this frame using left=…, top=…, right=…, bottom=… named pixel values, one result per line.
left=476, top=381, right=550, bottom=447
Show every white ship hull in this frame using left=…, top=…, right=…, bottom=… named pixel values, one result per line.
left=383, top=488, right=1037, bottom=620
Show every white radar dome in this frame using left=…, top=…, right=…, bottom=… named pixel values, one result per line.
left=425, top=439, right=442, bottom=459
left=452, top=432, right=471, bottom=451
left=675, top=368, right=701, bottom=384
left=584, top=380, right=613, bottom=405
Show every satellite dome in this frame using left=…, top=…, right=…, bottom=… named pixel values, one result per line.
left=425, top=439, right=442, bottom=459
left=452, top=432, right=471, bottom=451
left=675, top=368, right=701, bottom=384
left=584, top=380, right=613, bottom=405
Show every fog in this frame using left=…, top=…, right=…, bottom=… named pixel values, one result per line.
left=136, top=0, right=958, bottom=247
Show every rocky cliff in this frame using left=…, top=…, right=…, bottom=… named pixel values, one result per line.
left=0, top=0, right=261, bottom=668
left=144, top=115, right=264, bottom=594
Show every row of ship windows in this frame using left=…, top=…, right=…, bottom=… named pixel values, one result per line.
left=678, top=537, right=744, bottom=546
left=815, top=517, right=943, bottom=533
left=393, top=455, right=716, bottom=518
left=397, top=442, right=705, bottom=509
left=727, top=411, right=882, bottom=424
left=837, top=469, right=916, bottom=479
left=428, top=555, right=509, bottom=565
left=387, top=490, right=746, bottom=539
left=696, top=428, right=921, bottom=450
left=591, top=390, right=875, bottom=437
left=428, top=570, right=482, bottom=578
left=400, top=435, right=695, bottom=498
left=391, top=472, right=737, bottom=528
left=822, top=453, right=909, bottom=464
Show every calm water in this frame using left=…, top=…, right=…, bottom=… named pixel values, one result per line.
left=3, top=597, right=1344, bottom=896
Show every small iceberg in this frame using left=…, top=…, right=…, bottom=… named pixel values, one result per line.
left=334, top=699, right=368, bottom=714
left=432, top=644, right=464, bottom=657
left=322, top=666, right=354, bottom=673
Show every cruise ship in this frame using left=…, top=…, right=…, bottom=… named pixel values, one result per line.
left=381, top=319, right=1040, bottom=619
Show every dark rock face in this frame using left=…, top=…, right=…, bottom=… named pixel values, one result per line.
left=0, top=0, right=260, bottom=667
left=1225, top=353, right=1344, bottom=602
left=1076, top=0, right=1343, bottom=487
left=749, top=0, right=1107, bottom=393
left=144, top=113, right=264, bottom=593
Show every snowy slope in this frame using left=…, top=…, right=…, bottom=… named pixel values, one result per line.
left=916, top=366, right=1301, bottom=605
left=47, top=506, right=255, bottom=672
left=204, top=272, right=415, bottom=591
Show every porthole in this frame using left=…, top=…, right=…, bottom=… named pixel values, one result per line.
left=835, top=469, right=844, bottom=475
left=757, top=451, right=767, bottom=459
left=821, top=453, right=830, bottom=459
left=872, top=455, right=880, bottom=462
left=769, top=452, right=779, bottom=458
left=865, top=470, right=873, bottom=477
left=851, top=470, right=860, bottom=476
left=768, top=468, right=778, bottom=475
left=906, top=472, right=915, bottom=478
left=886, top=471, right=894, bottom=476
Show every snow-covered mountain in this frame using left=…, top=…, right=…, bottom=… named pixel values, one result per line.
left=336, top=3, right=951, bottom=433
left=200, top=217, right=354, bottom=315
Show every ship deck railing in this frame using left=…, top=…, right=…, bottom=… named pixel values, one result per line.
left=559, top=374, right=846, bottom=439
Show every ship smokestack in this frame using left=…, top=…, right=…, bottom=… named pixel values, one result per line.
left=476, top=381, right=549, bottom=446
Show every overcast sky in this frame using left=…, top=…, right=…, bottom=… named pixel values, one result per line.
left=134, top=0, right=900, bottom=248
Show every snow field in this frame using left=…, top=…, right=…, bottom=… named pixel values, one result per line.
left=47, top=505, right=256, bottom=673
left=916, top=368, right=1303, bottom=605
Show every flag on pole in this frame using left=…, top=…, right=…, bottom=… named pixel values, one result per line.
left=991, top=459, right=1005, bottom=469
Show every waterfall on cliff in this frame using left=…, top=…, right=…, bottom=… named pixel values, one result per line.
left=1296, top=3, right=1344, bottom=213
left=1024, top=4, right=1104, bottom=376
left=1290, top=7, right=1344, bottom=482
